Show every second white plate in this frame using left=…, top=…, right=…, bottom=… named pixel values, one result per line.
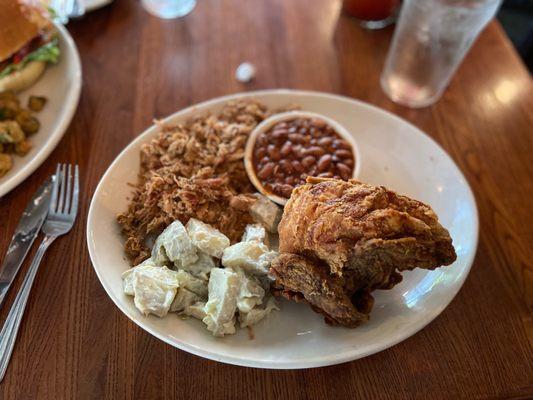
left=87, top=90, right=478, bottom=369
left=85, top=0, right=113, bottom=12
left=0, top=23, right=82, bottom=197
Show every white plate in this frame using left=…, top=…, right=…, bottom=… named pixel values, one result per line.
left=0, top=23, right=82, bottom=197
left=85, top=0, right=113, bottom=12
left=87, top=90, right=478, bottom=369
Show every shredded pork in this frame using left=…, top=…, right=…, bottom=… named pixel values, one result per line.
left=117, top=100, right=277, bottom=265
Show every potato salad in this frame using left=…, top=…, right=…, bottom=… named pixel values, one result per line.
left=122, top=217, right=279, bottom=337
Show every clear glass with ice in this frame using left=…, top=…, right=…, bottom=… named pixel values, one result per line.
left=380, top=0, right=502, bottom=108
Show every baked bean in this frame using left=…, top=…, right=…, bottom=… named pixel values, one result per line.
left=271, top=183, right=293, bottom=198
left=291, top=160, right=304, bottom=173
left=288, top=133, right=301, bottom=143
left=303, top=146, right=326, bottom=157
left=257, top=133, right=268, bottom=146
left=333, top=139, right=351, bottom=150
left=255, top=147, right=267, bottom=160
left=252, top=116, right=355, bottom=198
left=279, top=160, right=294, bottom=174
left=336, top=163, right=352, bottom=179
left=285, top=176, right=296, bottom=185
left=257, top=162, right=275, bottom=179
left=279, top=184, right=294, bottom=198
left=335, top=149, right=352, bottom=159
left=317, top=154, right=332, bottom=171
left=292, top=145, right=303, bottom=157
left=281, top=141, right=293, bottom=157
left=318, top=137, right=333, bottom=147
left=272, top=128, right=288, bottom=139
left=312, top=119, right=327, bottom=129
left=267, top=144, right=281, bottom=161
left=301, top=156, right=316, bottom=168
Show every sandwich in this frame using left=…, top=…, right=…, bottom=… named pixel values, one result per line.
left=0, top=0, right=60, bottom=92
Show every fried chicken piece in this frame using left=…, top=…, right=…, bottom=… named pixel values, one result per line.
left=271, top=177, right=457, bottom=327
left=271, top=253, right=372, bottom=327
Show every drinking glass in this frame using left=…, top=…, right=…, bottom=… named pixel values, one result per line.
left=380, top=0, right=502, bottom=108
left=141, top=0, right=196, bottom=19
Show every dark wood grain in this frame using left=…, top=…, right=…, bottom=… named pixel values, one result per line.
left=1, top=0, right=532, bottom=398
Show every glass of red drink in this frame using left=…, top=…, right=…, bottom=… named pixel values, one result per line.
left=342, top=0, right=400, bottom=29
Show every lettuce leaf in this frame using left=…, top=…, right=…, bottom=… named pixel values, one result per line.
left=0, top=37, right=60, bottom=79
left=25, top=38, right=60, bottom=64
left=47, top=6, right=58, bottom=20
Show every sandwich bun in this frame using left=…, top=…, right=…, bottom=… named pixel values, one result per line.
left=0, top=0, right=43, bottom=61
left=0, top=61, right=46, bottom=92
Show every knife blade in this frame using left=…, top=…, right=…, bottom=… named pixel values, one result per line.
left=0, top=178, right=52, bottom=308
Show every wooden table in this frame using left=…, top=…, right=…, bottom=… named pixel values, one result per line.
left=1, top=0, right=532, bottom=398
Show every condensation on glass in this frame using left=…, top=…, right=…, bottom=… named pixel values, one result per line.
left=381, top=0, right=502, bottom=108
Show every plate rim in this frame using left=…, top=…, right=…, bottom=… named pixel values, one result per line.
left=85, top=0, right=113, bottom=12
left=87, top=89, right=479, bottom=369
left=0, top=23, right=82, bottom=198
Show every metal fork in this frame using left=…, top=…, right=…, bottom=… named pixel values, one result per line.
left=0, top=164, right=79, bottom=382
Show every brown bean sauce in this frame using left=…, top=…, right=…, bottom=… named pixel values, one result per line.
left=252, top=117, right=355, bottom=199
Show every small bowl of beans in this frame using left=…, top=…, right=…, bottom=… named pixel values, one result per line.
left=244, top=111, right=361, bottom=205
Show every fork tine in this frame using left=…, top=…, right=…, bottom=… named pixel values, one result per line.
left=49, top=164, right=61, bottom=213
left=57, top=164, right=67, bottom=214
left=69, top=165, right=79, bottom=217
left=64, top=164, right=72, bottom=214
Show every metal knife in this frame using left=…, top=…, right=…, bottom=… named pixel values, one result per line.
left=0, top=178, right=52, bottom=308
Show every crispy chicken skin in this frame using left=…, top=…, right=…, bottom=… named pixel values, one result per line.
left=271, top=177, right=457, bottom=328
left=271, top=253, right=373, bottom=327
